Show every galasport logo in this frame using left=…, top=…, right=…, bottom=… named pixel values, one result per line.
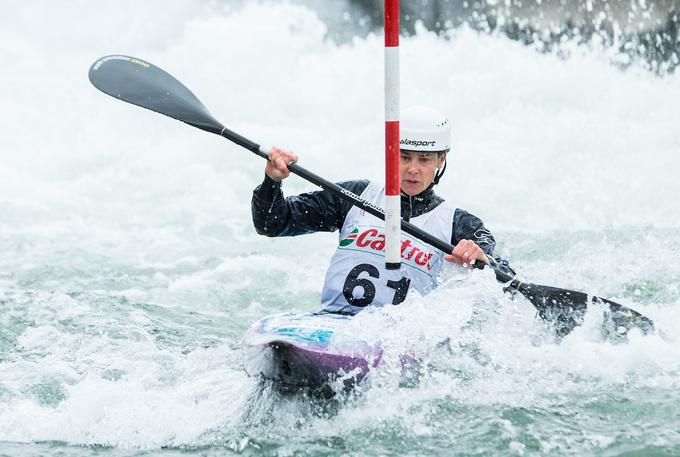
left=400, top=138, right=436, bottom=148
left=340, top=228, right=433, bottom=270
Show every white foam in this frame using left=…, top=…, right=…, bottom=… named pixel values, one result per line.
left=0, top=1, right=678, bottom=450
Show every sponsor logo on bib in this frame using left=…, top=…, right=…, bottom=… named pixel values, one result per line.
left=339, top=228, right=359, bottom=247
left=339, top=227, right=433, bottom=270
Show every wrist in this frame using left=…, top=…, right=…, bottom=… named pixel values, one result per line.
left=264, top=170, right=281, bottom=182
left=255, top=174, right=283, bottom=202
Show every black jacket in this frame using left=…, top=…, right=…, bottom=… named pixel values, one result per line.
left=251, top=175, right=514, bottom=274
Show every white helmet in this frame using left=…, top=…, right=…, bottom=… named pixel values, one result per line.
left=400, top=106, right=451, bottom=153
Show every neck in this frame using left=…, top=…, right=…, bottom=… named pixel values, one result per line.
left=398, top=184, right=442, bottom=221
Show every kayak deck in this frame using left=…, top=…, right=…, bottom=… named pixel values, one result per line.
left=242, top=312, right=382, bottom=390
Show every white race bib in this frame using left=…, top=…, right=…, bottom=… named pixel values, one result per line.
left=320, top=182, right=454, bottom=314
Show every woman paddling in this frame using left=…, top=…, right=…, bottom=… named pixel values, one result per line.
left=251, top=106, right=514, bottom=315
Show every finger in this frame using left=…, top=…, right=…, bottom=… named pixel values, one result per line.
left=278, top=159, right=290, bottom=175
left=269, top=147, right=293, bottom=164
left=268, top=146, right=281, bottom=159
left=449, top=246, right=467, bottom=266
left=456, top=241, right=478, bottom=268
left=465, top=245, right=479, bottom=260
left=444, top=254, right=466, bottom=267
left=454, top=242, right=471, bottom=260
left=270, top=162, right=282, bottom=176
left=278, top=156, right=291, bottom=169
left=452, top=242, right=466, bottom=257
left=272, top=156, right=281, bottom=170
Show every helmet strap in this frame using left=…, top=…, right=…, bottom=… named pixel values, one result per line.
left=432, top=152, right=447, bottom=185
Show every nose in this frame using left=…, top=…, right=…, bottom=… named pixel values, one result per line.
left=407, top=160, right=419, bottom=175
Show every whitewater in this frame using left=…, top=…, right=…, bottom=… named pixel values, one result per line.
left=1, top=1, right=679, bottom=456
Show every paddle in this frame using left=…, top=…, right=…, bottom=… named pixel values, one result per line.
left=88, top=54, right=655, bottom=338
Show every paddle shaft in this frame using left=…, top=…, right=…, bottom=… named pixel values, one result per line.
left=218, top=126, right=519, bottom=286
left=216, top=130, right=653, bottom=335
left=221, top=128, right=454, bottom=255
left=88, top=54, right=652, bottom=337
left=221, top=130, right=653, bottom=333
left=89, top=55, right=492, bottom=275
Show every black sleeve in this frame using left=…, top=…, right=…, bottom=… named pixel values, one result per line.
left=251, top=175, right=370, bottom=237
left=451, top=208, right=515, bottom=276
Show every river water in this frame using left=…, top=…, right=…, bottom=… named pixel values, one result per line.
left=1, top=1, right=679, bottom=456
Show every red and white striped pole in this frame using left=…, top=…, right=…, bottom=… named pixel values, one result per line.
left=384, top=0, right=401, bottom=270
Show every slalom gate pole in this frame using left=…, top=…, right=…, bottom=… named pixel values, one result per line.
left=384, top=0, right=401, bottom=270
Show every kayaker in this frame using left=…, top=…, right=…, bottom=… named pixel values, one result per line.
left=251, top=106, right=514, bottom=315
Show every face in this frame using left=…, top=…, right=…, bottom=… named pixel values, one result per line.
left=399, top=150, right=446, bottom=196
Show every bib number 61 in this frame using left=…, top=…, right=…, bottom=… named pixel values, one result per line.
left=342, top=263, right=411, bottom=307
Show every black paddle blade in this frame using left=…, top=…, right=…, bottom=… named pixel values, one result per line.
left=518, top=283, right=588, bottom=337
left=518, top=283, right=655, bottom=338
left=597, top=296, right=655, bottom=339
left=88, top=55, right=224, bottom=135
